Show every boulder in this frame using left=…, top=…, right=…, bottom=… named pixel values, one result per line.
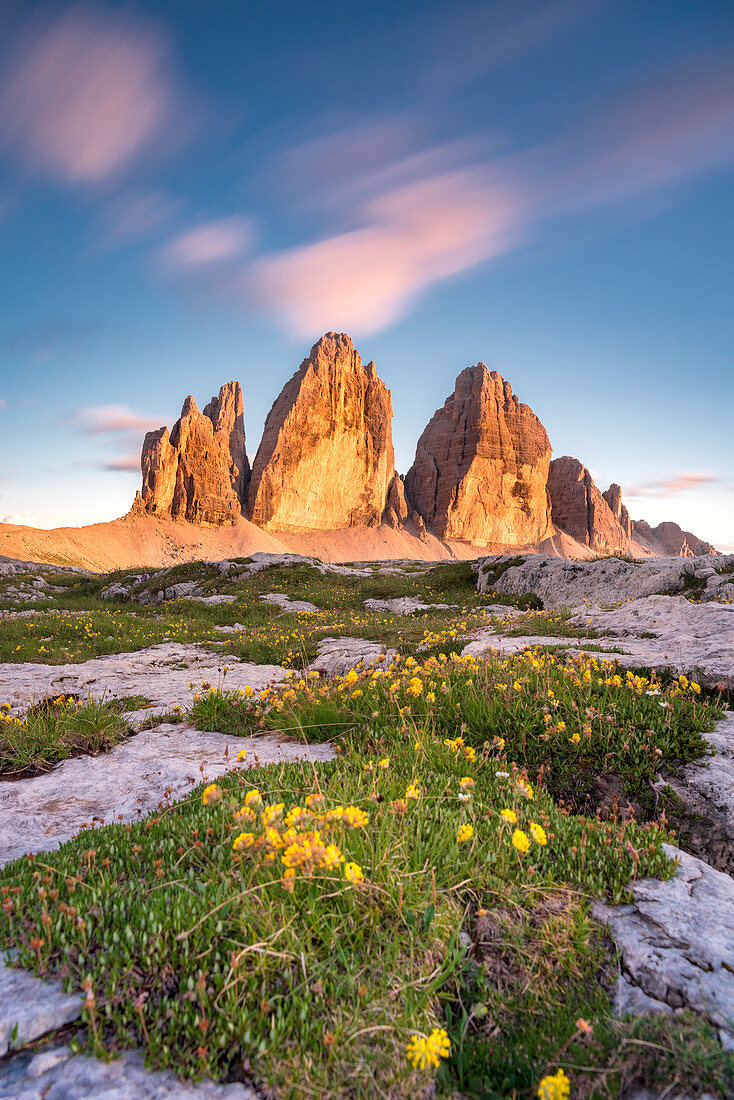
left=247, top=333, right=395, bottom=531
left=547, top=456, right=629, bottom=552
left=404, top=365, right=552, bottom=547
left=137, top=382, right=248, bottom=526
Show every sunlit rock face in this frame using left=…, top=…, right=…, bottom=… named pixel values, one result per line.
left=547, top=457, right=629, bottom=552
left=247, top=333, right=395, bottom=532
left=404, top=364, right=552, bottom=547
left=136, top=382, right=248, bottom=526
left=602, top=483, right=632, bottom=541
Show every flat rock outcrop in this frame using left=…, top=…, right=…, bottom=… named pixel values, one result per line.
left=547, top=456, right=629, bottom=552
left=476, top=552, right=734, bottom=610
left=633, top=519, right=717, bottom=557
left=0, top=724, right=333, bottom=867
left=247, top=333, right=395, bottom=531
left=404, top=365, right=552, bottom=547
left=593, top=846, right=734, bottom=1041
left=135, top=382, right=248, bottom=526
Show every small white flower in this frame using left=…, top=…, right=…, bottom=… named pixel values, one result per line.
left=495, top=770, right=510, bottom=778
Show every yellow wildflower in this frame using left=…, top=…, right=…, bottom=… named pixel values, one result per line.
left=232, top=831, right=255, bottom=852
left=512, top=829, right=530, bottom=854
left=500, top=808, right=517, bottom=824
left=537, top=1068, right=571, bottom=1100
left=344, top=862, right=364, bottom=884
left=378, top=757, right=389, bottom=769
left=405, top=784, right=421, bottom=801
left=406, top=1027, right=451, bottom=1071
left=202, top=783, right=222, bottom=806
left=529, top=822, right=547, bottom=846
left=236, top=748, right=247, bottom=762
left=457, top=823, right=473, bottom=843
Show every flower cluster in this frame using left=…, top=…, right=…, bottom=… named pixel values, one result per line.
left=205, top=786, right=368, bottom=893
left=405, top=1027, right=451, bottom=1071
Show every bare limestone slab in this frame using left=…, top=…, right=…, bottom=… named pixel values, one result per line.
left=308, top=636, right=398, bottom=677
left=0, top=1046, right=260, bottom=1099
left=260, top=593, right=319, bottom=614
left=0, top=955, right=82, bottom=1057
left=0, top=643, right=285, bottom=718
left=657, top=711, right=734, bottom=873
left=568, top=596, right=734, bottom=689
left=593, top=845, right=734, bottom=1040
left=476, top=553, right=734, bottom=609
left=0, top=725, right=335, bottom=867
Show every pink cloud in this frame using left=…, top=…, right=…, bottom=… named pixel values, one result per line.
left=103, top=454, right=140, bottom=472
left=625, top=473, right=720, bottom=499
left=0, top=6, right=183, bottom=184
left=76, top=405, right=163, bottom=436
left=158, top=217, right=253, bottom=273
left=250, top=169, right=520, bottom=336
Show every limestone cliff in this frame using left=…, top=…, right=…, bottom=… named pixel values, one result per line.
left=135, top=382, right=248, bottom=526
left=547, top=457, right=629, bottom=552
left=247, top=333, right=395, bottom=531
left=404, top=364, right=552, bottom=547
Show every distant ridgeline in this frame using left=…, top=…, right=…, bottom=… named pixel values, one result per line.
left=130, top=332, right=717, bottom=557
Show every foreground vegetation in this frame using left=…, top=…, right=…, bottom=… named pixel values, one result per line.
left=0, top=559, right=538, bottom=668
left=1, top=643, right=729, bottom=1098
left=0, top=696, right=128, bottom=777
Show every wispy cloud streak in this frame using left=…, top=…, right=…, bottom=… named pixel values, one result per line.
left=0, top=5, right=185, bottom=185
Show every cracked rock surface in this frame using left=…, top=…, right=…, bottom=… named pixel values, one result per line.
left=0, top=954, right=82, bottom=1057
left=0, top=725, right=335, bottom=867
left=308, top=636, right=398, bottom=676
left=0, top=1045, right=260, bottom=1098
left=463, top=596, right=734, bottom=690
left=476, top=553, right=734, bottom=608
left=260, top=592, right=319, bottom=614
left=593, top=845, right=734, bottom=1039
left=0, top=643, right=284, bottom=718
left=568, top=596, right=734, bottom=689
left=657, top=712, right=734, bottom=873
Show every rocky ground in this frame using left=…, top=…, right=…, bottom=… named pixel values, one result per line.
left=0, top=551, right=731, bottom=1098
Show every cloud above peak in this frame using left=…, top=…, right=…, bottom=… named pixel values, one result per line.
left=75, top=405, right=163, bottom=436
left=625, top=473, right=720, bottom=499
left=158, top=217, right=254, bottom=274
left=250, top=169, right=520, bottom=336
left=0, top=6, right=185, bottom=185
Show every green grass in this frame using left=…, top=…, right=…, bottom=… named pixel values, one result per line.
left=0, top=560, right=527, bottom=669
left=504, top=608, right=598, bottom=639
left=0, top=697, right=128, bottom=776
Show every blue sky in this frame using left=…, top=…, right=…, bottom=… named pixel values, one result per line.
left=0, top=0, right=732, bottom=547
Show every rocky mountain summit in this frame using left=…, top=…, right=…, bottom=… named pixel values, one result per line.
left=247, top=333, right=396, bottom=531
left=126, top=332, right=716, bottom=559
left=132, top=382, right=248, bottom=526
left=404, top=364, right=552, bottom=547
